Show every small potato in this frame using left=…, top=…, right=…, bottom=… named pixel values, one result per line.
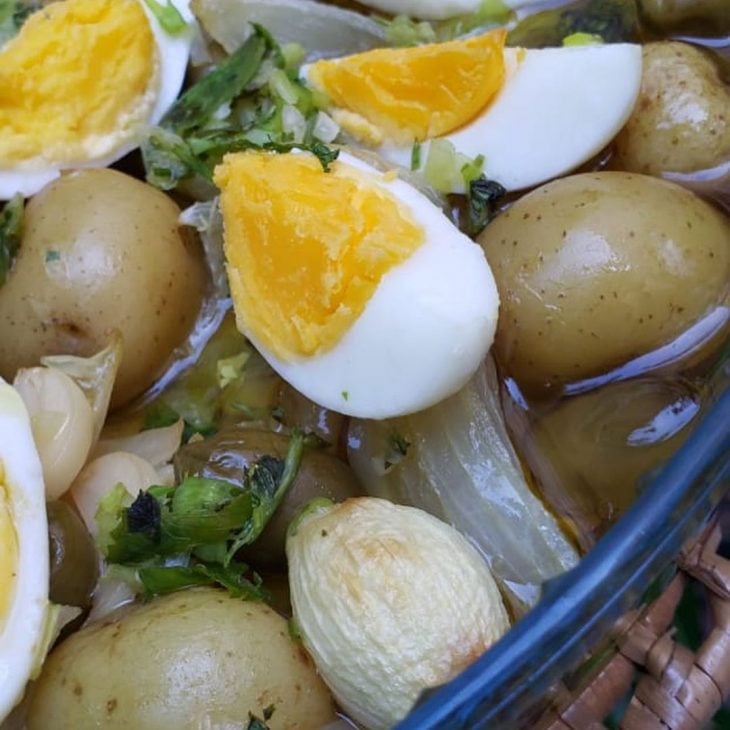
left=27, top=589, right=337, bottom=730
left=479, top=172, right=730, bottom=393
left=0, top=169, right=208, bottom=408
left=613, top=42, right=730, bottom=176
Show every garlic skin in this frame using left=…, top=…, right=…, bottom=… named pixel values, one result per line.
left=286, top=497, right=510, bottom=730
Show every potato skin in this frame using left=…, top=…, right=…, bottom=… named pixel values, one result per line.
left=27, top=589, right=336, bottom=730
left=479, top=172, right=730, bottom=393
left=0, top=169, right=207, bottom=408
left=613, top=42, right=730, bottom=176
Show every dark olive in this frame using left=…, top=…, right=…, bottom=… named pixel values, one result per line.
left=47, top=500, right=99, bottom=609
left=174, top=428, right=363, bottom=567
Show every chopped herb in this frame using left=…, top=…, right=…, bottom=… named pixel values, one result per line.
left=382, top=14, right=437, bottom=47
left=384, top=431, right=411, bottom=470
left=0, top=0, right=38, bottom=45
left=263, top=705, right=275, bottom=721
left=44, top=249, right=61, bottom=263
left=341, top=390, right=349, bottom=401
left=163, top=31, right=270, bottom=135
left=380, top=0, right=511, bottom=45
left=216, top=351, right=250, bottom=389
left=142, top=25, right=338, bottom=190
left=270, top=405, right=285, bottom=423
left=97, top=432, right=306, bottom=600
left=410, top=141, right=422, bottom=171
left=0, top=194, right=23, bottom=287
left=246, top=713, right=271, bottom=730
left=466, top=176, right=505, bottom=237
left=562, top=31, right=604, bottom=46
left=287, top=617, right=303, bottom=641
left=141, top=0, right=187, bottom=35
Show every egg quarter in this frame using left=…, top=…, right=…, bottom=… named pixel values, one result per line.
left=302, top=37, right=642, bottom=193
left=215, top=150, right=500, bottom=419
left=0, top=0, right=194, bottom=199
left=0, top=378, right=49, bottom=721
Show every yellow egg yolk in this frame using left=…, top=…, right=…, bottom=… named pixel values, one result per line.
left=215, top=152, right=426, bottom=361
left=0, top=465, right=17, bottom=630
left=307, top=29, right=507, bottom=144
left=0, top=0, right=157, bottom=166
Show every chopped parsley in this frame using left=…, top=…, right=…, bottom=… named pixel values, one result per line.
left=97, top=431, right=307, bottom=600
left=142, top=25, right=338, bottom=190
left=44, top=249, right=61, bottom=263
left=384, top=431, right=411, bottom=471
left=0, top=194, right=24, bottom=287
left=141, top=0, right=187, bottom=35
left=466, top=176, right=506, bottom=237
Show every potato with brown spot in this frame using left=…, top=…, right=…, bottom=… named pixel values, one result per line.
left=478, top=172, right=729, bottom=394
left=27, top=588, right=336, bottom=729
left=612, top=42, right=730, bottom=178
left=0, top=169, right=208, bottom=407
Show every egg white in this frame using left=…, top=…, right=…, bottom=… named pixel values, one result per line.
left=230, top=151, right=499, bottom=419
left=0, top=378, right=48, bottom=721
left=0, top=0, right=195, bottom=200
left=380, top=43, right=642, bottom=192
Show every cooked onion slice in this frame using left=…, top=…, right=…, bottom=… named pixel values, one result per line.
left=347, top=356, right=579, bottom=612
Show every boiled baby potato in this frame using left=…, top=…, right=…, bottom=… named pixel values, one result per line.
left=479, top=172, right=729, bottom=393
left=613, top=42, right=730, bottom=177
left=0, top=169, right=207, bottom=408
left=27, top=588, right=337, bottom=730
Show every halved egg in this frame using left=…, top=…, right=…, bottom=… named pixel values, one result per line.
left=214, top=150, right=499, bottom=419
left=303, top=32, right=642, bottom=191
left=0, top=0, right=193, bottom=200
left=0, top=378, right=49, bottom=720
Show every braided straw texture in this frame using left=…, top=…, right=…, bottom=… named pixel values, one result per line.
left=537, top=510, right=729, bottom=730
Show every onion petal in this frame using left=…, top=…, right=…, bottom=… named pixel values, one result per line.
left=191, top=0, right=387, bottom=59
left=347, top=356, right=578, bottom=613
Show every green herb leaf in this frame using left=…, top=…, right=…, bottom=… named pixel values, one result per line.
left=226, top=430, right=305, bottom=559
left=562, top=31, right=604, bottom=46
left=0, top=194, right=24, bottom=287
left=138, top=562, right=268, bottom=601
left=466, top=176, right=505, bottom=237
left=141, top=0, right=187, bottom=35
left=162, top=29, right=269, bottom=135
left=98, top=432, right=305, bottom=600
left=246, top=713, right=271, bottom=730
left=0, top=0, right=37, bottom=45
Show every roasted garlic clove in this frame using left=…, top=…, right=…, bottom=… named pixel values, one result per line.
left=287, top=497, right=510, bottom=730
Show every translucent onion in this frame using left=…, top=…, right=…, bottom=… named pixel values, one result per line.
left=13, top=367, right=94, bottom=500
left=93, top=420, right=184, bottom=470
left=191, top=0, right=387, bottom=59
left=347, top=356, right=579, bottom=612
left=41, top=335, right=123, bottom=444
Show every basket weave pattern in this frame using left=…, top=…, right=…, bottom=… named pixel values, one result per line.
left=539, top=515, right=729, bottom=730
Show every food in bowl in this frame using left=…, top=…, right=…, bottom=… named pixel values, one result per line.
left=0, top=0, right=727, bottom=727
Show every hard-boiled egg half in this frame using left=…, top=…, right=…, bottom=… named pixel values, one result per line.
left=0, top=378, right=48, bottom=721
left=0, top=0, right=193, bottom=199
left=352, top=0, right=543, bottom=21
left=302, top=31, right=642, bottom=191
left=214, top=150, right=499, bottom=419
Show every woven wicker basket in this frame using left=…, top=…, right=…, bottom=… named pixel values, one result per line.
left=399, top=386, right=729, bottom=729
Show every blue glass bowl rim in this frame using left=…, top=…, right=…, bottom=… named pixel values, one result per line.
left=397, top=385, right=730, bottom=729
